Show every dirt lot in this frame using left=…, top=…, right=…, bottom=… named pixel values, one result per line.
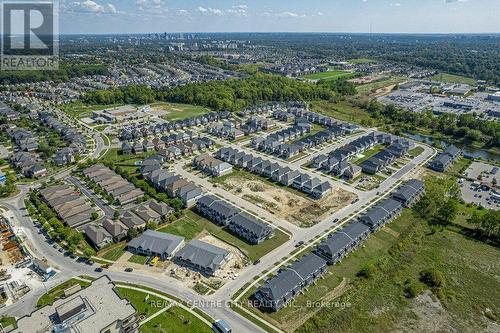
left=221, top=174, right=357, bottom=227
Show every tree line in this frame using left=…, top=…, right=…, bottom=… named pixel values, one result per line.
left=357, top=99, right=500, bottom=148
left=83, top=73, right=357, bottom=111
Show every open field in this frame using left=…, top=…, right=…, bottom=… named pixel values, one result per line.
left=115, top=287, right=212, bottom=333
left=356, top=77, right=407, bottom=96
left=348, top=58, right=377, bottom=64
left=158, top=210, right=289, bottom=262
left=310, top=100, right=376, bottom=126
left=301, top=70, right=355, bottom=82
left=296, top=210, right=500, bottom=333
left=240, top=210, right=419, bottom=332
left=212, top=169, right=357, bottom=228
left=428, top=73, right=477, bottom=85
left=98, top=243, right=127, bottom=261
left=150, top=102, right=211, bottom=121
left=60, top=101, right=123, bottom=118
left=99, top=148, right=154, bottom=173
left=128, top=254, right=149, bottom=265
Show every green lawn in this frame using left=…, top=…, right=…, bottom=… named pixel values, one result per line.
left=115, top=287, right=165, bottom=317
left=348, top=58, right=377, bottom=64
left=128, top=254, right=149, bottom=265
left=99, top=243, right=127, bottom=261
left=152, top=102, right=211, bottom=121
left=163, top=210, right=289, bottom=263
left=0, top=316, right=16, bottom=329
left=428, top=73, right=477, bottom=86
left=353, top=144, right=386, bottom=165
left=99, top=148, right=154, bottom=173
left=408, top=146, right=424, bottom=158
left=60, top=101, right=123, bottom=119
left=142, top=306, right=212, bottom=333
left=301, top=70, right=354, bottom=81
left=446, top=157, right=473, bottom=177
left=310, top=100, right=377, bottom=126
left=115, top=287, right=212, bottom=333
left=157, top=215, right=203, bottom=240
left=37, top=278, right=91, bottom=308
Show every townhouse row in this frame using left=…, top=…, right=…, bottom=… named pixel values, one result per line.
left=120, top=111, right=231, bottom=141
left=122, top=135, right=214, bottom=159
left=215, top=147, right=333, bottom=199
left=312, top=132, right=413, bottom=178
left=83, top=164, right=144, bottom=206
left=427, top=145, right=462, bottom=172
left=39, top=184, right=95, bottom=228
left=254, top=179, right=425, bottom=311
left=140, top=160, right=204, bottom=208
left=196, top=194, right=274, bottom=245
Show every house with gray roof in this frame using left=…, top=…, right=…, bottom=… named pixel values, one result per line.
left=174, top=239, right=230, bottom=275
left=228, top=212, right=274, bottom=244
left=391, top=179, right=425, bottom=207
left=83, top=224, right=112, bottom=250
left=102, top=219, right=128, bottom=242
left=359, top=198, right=403, bottom=231
left=196, top=195, right=240, bottom=226
left=314, top=221, right=371, bottom=264
left=254, top=253, right=327, bottom=311
left=128, top=230, right=184, bottom=259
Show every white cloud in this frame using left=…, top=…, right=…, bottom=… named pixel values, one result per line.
left=276, top=11, right=306, bottom=18
left=69, top=1, right=118, bottom=14
left=176, top=9, right=189, bottom=16
left=197, top=6, right=223, bottom=16
left=317, top=12, right=324, bottom=16
left=444, top=0, right=468, bottom=3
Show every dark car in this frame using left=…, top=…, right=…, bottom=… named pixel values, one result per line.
left=125, top=268, right=133, bottom=272
left=253, top=259, right=261, bottom=265
left=95, top=267, right=103, bottom=272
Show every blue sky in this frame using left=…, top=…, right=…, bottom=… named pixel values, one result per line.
left=59, top=0, right=500, bottom=34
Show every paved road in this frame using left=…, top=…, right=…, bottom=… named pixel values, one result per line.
left=0, top=112, right=436, bottom=333
left=67, top=176, right=115, bottom=218
left=0, top=189, right=265, bottom=333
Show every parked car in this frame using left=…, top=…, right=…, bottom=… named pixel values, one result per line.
left=95, top=267, right=103, bottom=272
left=125, top=268, right=133, bottom=272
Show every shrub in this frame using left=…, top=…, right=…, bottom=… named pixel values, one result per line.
left=419, top=268, right=445, bottom=288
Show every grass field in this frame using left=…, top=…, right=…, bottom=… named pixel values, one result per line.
left=296, top=210, right=500, bottom=333
left=356, top=77, right=407, bottom=96
left=348, top=58, right=377, bottom=64
left=60, top=101, right=123, bottom=119
left=310, top=100, right=377, bottom=126
left=37, top=278, right=91, bottom=308
left=301, top=70, right=354, bottom=81
left=99, top=148, right=154, bottom=173
left=408, top=146, right=425, bottom=158
left=98, top=243, right=127, bottom=261
left=159, top=210, right=289, bottom=262
left=428, top=73, right=477, bottom=85
left=115, top=287, right=212, bottom=333
left=240, top=210, right=418, bottom=332
left=151, top=102, right=211, bottom=121
left=128, top=254, right=149, bottom=265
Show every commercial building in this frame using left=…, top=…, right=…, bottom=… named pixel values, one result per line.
left=14, top=276, right=138, bottom=333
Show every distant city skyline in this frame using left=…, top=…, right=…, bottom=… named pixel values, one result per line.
left=58, top=0, right=500, bottom=34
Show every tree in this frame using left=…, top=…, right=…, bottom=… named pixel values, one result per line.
left=91, top=212, right=99, bottom=220
left=127, top=228, right=138, bottom=239
left=83, top=247, right=96, bottom=259
left=147, top=221, right=158, bottom=230
left=436, top=198, right=459, bottom=225
left=420, top=268, right=445, bottom=288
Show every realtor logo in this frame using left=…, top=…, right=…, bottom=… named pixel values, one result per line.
left=1, top=0, right=59, bottom=70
